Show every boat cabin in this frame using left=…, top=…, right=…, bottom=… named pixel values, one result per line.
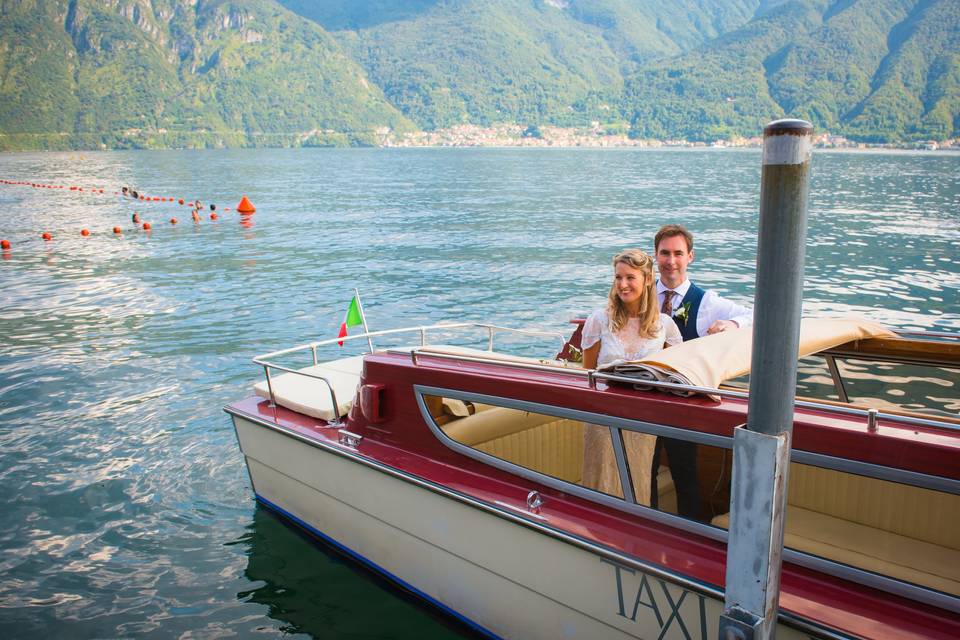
left=227, top=319, right=960, bottom=639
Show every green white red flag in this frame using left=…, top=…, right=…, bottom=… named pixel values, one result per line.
left=337, top=295, right=363, bottom=345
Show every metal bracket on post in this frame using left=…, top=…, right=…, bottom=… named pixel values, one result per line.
left=720, top=426, right=791, bottom=640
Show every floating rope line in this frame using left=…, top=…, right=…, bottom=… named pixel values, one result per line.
left=0, top=179, right=256, bottom=251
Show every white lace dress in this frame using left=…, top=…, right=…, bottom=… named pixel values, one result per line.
left=581, top=309, right=682, bottom=367
left=580, top=309, right=682, bottom=503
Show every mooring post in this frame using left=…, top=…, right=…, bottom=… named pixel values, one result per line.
left=718, top=119, right=813, bottom=640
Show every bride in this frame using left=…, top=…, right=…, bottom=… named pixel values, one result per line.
left=580, top=249, right=681, bottom=503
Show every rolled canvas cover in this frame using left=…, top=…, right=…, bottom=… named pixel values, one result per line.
left=625, top=317, right=897, bottom=390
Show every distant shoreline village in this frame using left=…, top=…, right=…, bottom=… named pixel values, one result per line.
left=3, top=124, right=957, bottom=153
left=381, top=124, right=960, bottom=151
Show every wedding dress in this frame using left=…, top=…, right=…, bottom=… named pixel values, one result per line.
left=580, top=309, right=681, bottom=504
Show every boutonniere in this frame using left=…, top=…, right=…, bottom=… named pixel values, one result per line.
left=673, top=301, right=692, bottom=325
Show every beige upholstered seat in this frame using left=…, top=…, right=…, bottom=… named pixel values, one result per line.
left=712, top=463, right=960, bottom=595
left=253, top=355, right=365, bottom=421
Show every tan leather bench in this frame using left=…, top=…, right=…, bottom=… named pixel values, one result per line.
left=712, top=463, right=960, bottom=595
left=439, top=405, right=677, bottom=510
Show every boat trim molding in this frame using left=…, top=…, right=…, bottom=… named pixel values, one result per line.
left=227, top=402, right=871, bottom=637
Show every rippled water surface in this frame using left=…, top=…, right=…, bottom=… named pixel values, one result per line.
left=0, top=148, right=957, bottom=638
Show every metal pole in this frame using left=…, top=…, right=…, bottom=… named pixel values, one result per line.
left=353, top=287, right=375, bottom=353
left=719, top=119, right=813, bottom=640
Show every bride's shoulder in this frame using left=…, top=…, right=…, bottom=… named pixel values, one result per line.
left=583, top=307, right=610, bottom=333
left=587, top=307, right=609, bottom=322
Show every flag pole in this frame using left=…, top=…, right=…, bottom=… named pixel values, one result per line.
left=354, top=288, right=374, bottom=353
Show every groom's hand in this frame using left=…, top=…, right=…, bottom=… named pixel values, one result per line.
left=707, top=319, right=738, bottom=334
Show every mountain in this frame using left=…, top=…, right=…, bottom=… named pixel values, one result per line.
left=280, top=0, right=764, bottom=130
left=0, top=0, right=956, bottom=149
left=0, top=0, right=412, bottom=150
left=622, top=0, right=960, bottom=141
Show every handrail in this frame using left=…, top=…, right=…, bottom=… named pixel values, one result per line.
left=894, top=329, right=960, bottom=341
left=253, top=322, right=566, bottom=365
left=252, top=322, right=567, bottom=424
left=397, top=347, right=960, bottom=433
left=252, top=322, right=958, bottom=433
left=391, top=348, right=588, bottom=374
left=259, top=362, right=343, bottom=423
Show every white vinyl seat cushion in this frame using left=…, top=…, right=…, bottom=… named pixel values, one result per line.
left=253, top=355, right=365, bottom=421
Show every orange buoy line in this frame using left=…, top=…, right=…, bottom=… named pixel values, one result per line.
left=1, top=182, right=257, bottom=247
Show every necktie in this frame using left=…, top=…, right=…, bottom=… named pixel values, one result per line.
left=661, top=290, right=675, bottom=315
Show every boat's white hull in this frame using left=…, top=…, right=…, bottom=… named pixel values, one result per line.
left=233, top=415, right=813, bottom=640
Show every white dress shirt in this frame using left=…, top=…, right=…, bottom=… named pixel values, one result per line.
left=656, top=279, right=753, bottom=337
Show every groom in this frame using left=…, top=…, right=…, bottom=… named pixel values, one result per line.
left=652, top=224, right=753, bottom=520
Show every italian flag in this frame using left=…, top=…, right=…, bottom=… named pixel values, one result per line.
left=337, top=295, right=363, bottom=345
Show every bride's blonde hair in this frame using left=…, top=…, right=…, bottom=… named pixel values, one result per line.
left=607, top=249, right=660, bottom=339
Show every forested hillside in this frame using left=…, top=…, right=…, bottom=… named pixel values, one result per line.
left=0, top=0, right=956, bottom=149
left=622, top=0, right=960, bottom=141
left=0, top=0, right=412, bottom=150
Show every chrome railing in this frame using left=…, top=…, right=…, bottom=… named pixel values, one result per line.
left=252, top=322, right=567, bottom=423
left=252, top=323, right=957, bottom=432
left=400, top=345, right=959, bottom=434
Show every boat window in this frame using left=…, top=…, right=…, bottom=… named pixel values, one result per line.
left=830, top=358, right=959, bottom=417
left=712, top=462, right=960, bottom=598
left=420, top=393, right=734, bottom=522
left=725, top=354, right=959, bottom=418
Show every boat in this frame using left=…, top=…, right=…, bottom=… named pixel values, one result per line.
left=225, top=318, right=960, bottom=639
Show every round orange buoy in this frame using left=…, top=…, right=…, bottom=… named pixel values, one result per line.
left=210, top=213, right=218, bottom=220
left=42, top=232, right=52, bottom=241
left=178, top=199, right=184, bottom=205
left=113, top=226, right=122, bottom=234
left=142, top=222, right=152, bottom=230
left=81, top=229, right=90, bottom=236
left=139, top=195, right=145, bottom=200
left=236, top=196, right=256, bottom=214
left=170, top=217, right=178, bottom=225
left=0, top=239, right=9, bottom=250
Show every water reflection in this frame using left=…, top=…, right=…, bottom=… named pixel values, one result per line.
left=235, top=504, right=482, bottom=639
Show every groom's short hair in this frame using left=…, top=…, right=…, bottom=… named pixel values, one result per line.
left=655, top=224, right=694, bottom=253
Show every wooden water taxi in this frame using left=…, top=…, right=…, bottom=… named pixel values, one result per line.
left=225, top=318, right=960, bottom=639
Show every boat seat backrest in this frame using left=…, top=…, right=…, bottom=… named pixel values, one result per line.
left=787, top=463, right=959, bottom=549
left=442, top=406, right=563, bottom=446
left=713, top=461, right=960, bottom=595
left=473, top=418, right=585, bottom=484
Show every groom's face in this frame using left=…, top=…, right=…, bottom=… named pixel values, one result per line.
left=656, top=235, right=694, bottom=288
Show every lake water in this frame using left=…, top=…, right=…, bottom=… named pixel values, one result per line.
left=0, top=148, right=957, bottom=638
